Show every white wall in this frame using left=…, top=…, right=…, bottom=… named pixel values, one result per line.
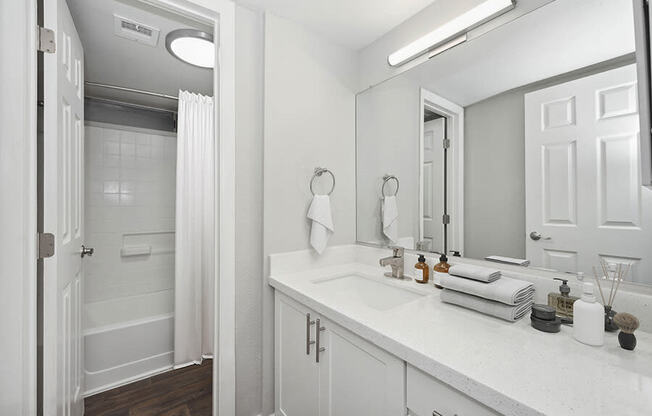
left=262, top=12, right=359, bottom=414
left=234, top=5, right=264, bottom=416
left=0, top=0, right=36, bottom=414
left=83, top=123, right=176, bottom=310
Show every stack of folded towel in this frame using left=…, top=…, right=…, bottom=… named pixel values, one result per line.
left=439, top=264, right=534, bottom=322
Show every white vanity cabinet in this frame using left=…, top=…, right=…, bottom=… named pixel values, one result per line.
left=275, top=293, right=405, bottom=416
left=407, top=365, right=502, bottom=416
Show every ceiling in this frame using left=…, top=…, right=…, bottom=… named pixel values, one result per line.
left=236, top=0, right=436, bottom=50
left=67, top=0, right=213, bottom=111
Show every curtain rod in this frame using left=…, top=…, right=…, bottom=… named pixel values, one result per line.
left=85, top=95, right=178, bottom=115
left=85, top=81, right=178, bottom=101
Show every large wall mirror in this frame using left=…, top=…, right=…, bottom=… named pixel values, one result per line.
left=356, top=0, right=652, bottom=285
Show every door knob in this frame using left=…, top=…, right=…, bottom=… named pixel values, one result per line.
left=81, top=245, right=95, bottom=258
left=529, top=231, right=551, bottom=241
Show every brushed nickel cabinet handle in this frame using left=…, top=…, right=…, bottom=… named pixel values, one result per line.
left=306, top=313, right=315, bottom=355
left=315, top=318, right=326, bottom=363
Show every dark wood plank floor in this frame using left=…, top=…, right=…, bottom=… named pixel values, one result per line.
left=85, top=359, right=212, bottom=416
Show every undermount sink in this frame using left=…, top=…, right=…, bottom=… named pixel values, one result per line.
left=312, top=273, right=426, bottom=311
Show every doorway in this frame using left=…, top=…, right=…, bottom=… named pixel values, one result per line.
left=37, top=0, right=224, bottom=414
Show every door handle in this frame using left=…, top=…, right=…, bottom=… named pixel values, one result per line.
left=306, top=313, right=315, bottom=355
left=315, top=318, right=325, bottom=363
left=529, top=231, right=551, bottom=241
left=81, top=245, right=95, bottom=258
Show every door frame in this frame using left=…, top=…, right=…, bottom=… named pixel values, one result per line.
left=0, top=0, right=38, bottom=414
left=419, top=88, right=465, bottom=255
left=13, top=0, right=236, bottom=414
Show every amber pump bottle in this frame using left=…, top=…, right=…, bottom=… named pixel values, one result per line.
left=414, top=254, right=429, bottom=284
left=433, top=254, right=450, bottom=289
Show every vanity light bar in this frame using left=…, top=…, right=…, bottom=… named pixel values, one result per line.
left=387, top=0, right=515, bottom=67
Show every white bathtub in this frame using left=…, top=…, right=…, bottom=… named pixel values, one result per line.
left=83, top=290, right=174, bottom=396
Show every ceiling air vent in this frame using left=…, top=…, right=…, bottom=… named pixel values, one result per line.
left=113, top=14, right=160, bottom=47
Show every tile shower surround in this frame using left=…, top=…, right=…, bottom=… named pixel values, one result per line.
left=84, top=123, right=176, bottom=318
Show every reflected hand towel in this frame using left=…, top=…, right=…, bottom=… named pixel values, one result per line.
left=382, top=196, right=398, bottom=243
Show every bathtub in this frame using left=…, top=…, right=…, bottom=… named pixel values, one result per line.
left=83, top=290, right=174, bottom=396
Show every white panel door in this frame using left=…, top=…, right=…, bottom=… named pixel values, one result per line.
left=318, top=317, right=405, bottom=416
left=275, top=294, right=320, bottom=416
left=422, top=118, right=445, bottom=253
left=43, top=0, right=85, bottom=414
left=525, top=64, right=652, bottom=282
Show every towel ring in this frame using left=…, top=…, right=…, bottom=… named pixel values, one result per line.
left=310, top=167, right=335, bottom=196
left=382, top=174, right=399, bottom=197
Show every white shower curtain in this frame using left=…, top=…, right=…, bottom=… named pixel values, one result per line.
left=174, top=90, right=215, bottom=367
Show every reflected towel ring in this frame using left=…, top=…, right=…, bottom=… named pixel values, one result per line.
left=310, top=167, right=335, bottom=196
left=382, top=174, right=399, bottom=197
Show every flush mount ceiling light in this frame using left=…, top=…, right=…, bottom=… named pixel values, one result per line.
left=166, top=29, right=214, bottom=69
left=387, top=0, right=515, bottom=67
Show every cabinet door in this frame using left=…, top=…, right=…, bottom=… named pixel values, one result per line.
left=318, top=318, right=405, bottom=416
left=407, top=365, right=502, bottom=416
left=275, top=293, right=320, bottom=416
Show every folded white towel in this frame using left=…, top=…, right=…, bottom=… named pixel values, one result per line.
left=439, top=274, right=534, bottom=305
left=440, top=289, right=533, bottom=322
left=485, top=255, right=530, bottom=266
left=382, top=196, right=398, bottom=243
left=307, top=195, right=334, bottom=254
left=448, top=264, right=501, bottom=283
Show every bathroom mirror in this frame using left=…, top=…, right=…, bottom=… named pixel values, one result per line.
left=356, top=0, right=652, bottom=285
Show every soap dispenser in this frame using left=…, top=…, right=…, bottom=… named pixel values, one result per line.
left=414, top=254, right=429, bottom=284
left=547, top=278, right=579, bottom=318
left=433, top=254, right=450, bottom=289
left=573, top=282, right=604, bottom=346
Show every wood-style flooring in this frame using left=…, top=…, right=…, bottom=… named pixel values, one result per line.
left=84, top=359, right=212, bottom=416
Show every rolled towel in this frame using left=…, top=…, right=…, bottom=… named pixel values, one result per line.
left=485, top=255, right=530, bottom=266
left=307, top=195, right=334, bottom=254
left=441, top=289, right=533, bottom=322
left=382, top=196, right=398, bottom=243
left=439, top=274, right=534, bottom=305
left=448, top=264, right=501, bottom=283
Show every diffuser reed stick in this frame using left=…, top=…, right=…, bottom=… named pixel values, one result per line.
left=592, top=266, right=607, bottom=304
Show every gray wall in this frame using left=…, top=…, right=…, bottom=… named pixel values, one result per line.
left=463, top=56, right=634, bottom=260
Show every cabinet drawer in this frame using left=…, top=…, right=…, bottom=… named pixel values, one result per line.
left=407, top=365, right=502, bottom=416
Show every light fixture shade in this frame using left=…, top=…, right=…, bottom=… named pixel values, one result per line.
left=387, top=0, right=515, bottom=67
left=166, top=28, right=214, bottom=69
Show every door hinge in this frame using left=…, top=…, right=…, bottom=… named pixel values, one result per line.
left=37, top=26, right=56, bottom=53
left=442, top=214, right=450, bottom=225
left=442, top=138, right=450, bottom=149
left=38, top=233, right=55, bottom=259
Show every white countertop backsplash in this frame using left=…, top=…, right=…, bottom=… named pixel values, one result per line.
left=268, top=244, right=652, bottom=416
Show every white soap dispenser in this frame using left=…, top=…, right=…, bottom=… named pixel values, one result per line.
left=573, top=282, right=604, bottom=346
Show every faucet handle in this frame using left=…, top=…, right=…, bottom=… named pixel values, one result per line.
left=389, top=246, right=404, bottom=257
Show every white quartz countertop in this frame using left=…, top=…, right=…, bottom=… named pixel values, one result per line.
left=269, top=261, right=652, bottom=416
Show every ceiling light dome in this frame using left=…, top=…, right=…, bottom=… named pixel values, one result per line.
left=166, top=29, right=214, bottom=69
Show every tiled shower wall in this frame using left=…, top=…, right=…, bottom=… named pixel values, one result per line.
left=84, top=122, right=176, bottom=319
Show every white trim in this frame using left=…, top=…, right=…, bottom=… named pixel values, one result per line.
left=419, top=88, right=465, bottom=254
left=0, top=0, right=37, bottom=414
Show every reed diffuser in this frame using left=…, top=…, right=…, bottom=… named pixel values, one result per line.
left=591, top=259, right=631, bottom=332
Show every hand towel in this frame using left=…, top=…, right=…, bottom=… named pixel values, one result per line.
left=439, top=274, right=534, bottom=305
left=448, top=264, right=501, bottom=283
left=440, top=289, right=533, bottom=322
left=307, top=195, right=334, bottom=254
left=382, top=196, right=398, bottom=243
left=485, top=255, right=530, bottom=266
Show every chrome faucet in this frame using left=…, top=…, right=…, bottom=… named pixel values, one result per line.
left=379, top=246, right=405, bottom=279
